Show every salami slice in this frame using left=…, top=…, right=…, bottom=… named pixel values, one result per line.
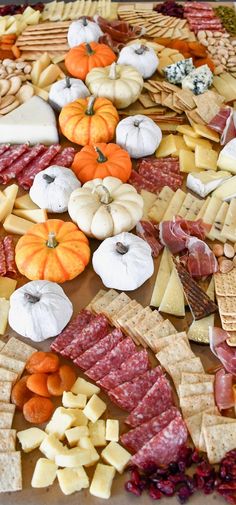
left=62, top=314, right=109, bottom=360
left=125, top=375, right=173, bottom=427
left=0, top=144, right=29, bottom=172
left=17, top=144, right=61, bottom=189
left=128, top=170, right=157, bottom=194
left=98, top=350, right=150, bottom=390
left=52, top=147, right=76, bottom=167
left=0, top=144, right=45, bottom=184
left=0, top=239, right=6, bottom=276
left=3, top=236, right=16, bottom=275
left=50, top=309, right=93, bottom=353
left=121, top=407, right=180, bottom=453
left=73, top=328, right=123, bottom=370
left=131, top=417, right=188, bottom=469
left=108, top=367, right=163, bottom=412
left=86, top=337, right=137, bottom=382
left=0, top=144, right=10, bottom=156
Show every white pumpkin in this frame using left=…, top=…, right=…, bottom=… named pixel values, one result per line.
left=92, top=232, right=154, bottom=290
left=29, top=165, right=81, bottom=213
left=68, top=176, right=143, bottom=240
left=117, top=43, right=159, bottom=79
left=8, top=280, right=73, bottom=342
left=85, top=62, right=143, bottom=109
left=68, top=17, right=103, bottom=47
left=116, top=115, right=162, bottom=159
left=49, top=77, right=90, bottom=112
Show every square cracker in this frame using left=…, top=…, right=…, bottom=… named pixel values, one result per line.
left=116, top=303, right=143, bottom=333
left=113, top=300, right=139, bottom=325
left=156, top=340, right=194, bottom=372
left=0, top=354, right=25, bottom=378
left=0, top=412, right=14, bottom=429
left=0, top=341, right=5, bottom=352
left=136, top=310, right=163, bottom=341
left=217, top=296, right=236, bottom=315
left=103, top=292, right=131, bottom=323
left=0, top=367, right=17, bottom=383
left=154, top=331, right=187, bottom=353
left=169, top=358, right=204, bottom=390
left=181, top=373, right=214, bottom=384
left=0, top=429, right=16, bottom=452
left=91, top=289, right=118, bottom=314
left=185, top=407, right=218, bottom=449
left=0, top=452, right=22, bottom=491
left=214, top=270, right=236, bottom=296
left=199, top=413, right=235, bottom=452
left=204, top=423, right=236, bottom=464
left=1, top=337, right=35, bottom=362
left=0, top=381, right=12, bottom=403
left=125, top=306, right=152, bottom=347
left=144, top=320, right=177, bottom=352
left=178, top=381, right=214, bottom=399
left=180, top=393, right=215, bottom=418
left=86, top=289, right=106, bottom=310
left=0, top=402, right=15, bottom=414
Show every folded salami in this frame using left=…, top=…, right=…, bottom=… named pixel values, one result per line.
left=74, top=328, right=123, bottom=370
left=50, top=309, right=93, bottom=353
left=98, top=350, right=150, bottom=390
left=61, top=314, right=109, bottom=359
left=86, top=337, right=136, bottom=382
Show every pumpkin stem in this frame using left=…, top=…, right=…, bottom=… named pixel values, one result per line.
left=65, top=76, right=71, bottom=88
left=93, top=184, right=112, bottom=204
left=134, top=119, right=141, bottom=127
left=135, top=44, right=148, bottom=55
left=85, top=43, right=94, bottom=55
left=86, top=95, right=96, bottom=116
left=109, top=62, right=117, bottom=80
left=116, top=242, right=129, bottom=255
left=82, top=16, right=88, bottom=26
left=47, top=232, right=58, bottom=248
left=43, top=174, right=55, bottom=184
left=24, top=292, right=40, bottom=304
left=95, top=147, right=107, bottom=163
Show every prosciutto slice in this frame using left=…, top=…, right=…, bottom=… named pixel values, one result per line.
left=136, top=221, right=163, bottom=258
left=209, top=107, right=236, bottom=146
left=182, top=237, right=218, bottom=277
left=214, top=368, right=234, bottom=411
left=159, top=218, right=207, bottom=254
left=209, top=327, right=236, bottom=375
left=95, top=15, right=144, bottom=42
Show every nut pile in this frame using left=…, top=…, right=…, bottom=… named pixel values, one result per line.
left=214, top=6, right=236, bottom=36
left=197, top=30, right=236, bottom=74
left=0, top=59, right=34, bottom=114
left=212, top=243, right=236, bottom=273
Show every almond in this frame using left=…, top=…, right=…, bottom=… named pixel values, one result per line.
left=224, top=243, right=235, bottom=259
left=219, top=259, right=234, bottom=274
left=212, top=243, right=224, bottom=257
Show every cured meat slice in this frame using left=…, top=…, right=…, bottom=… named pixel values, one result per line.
left=98, top=350, right=150, bottom=390
left=51, top=147, right=76, bottom=167
left=73, top=328, right=123, bottom=370
left=121, top=407, right=180, bottom=453
left=17, top=144, right=61, bottom=189
left=131, top=416, right=188, bottom=469
left=61, top=314, right=109, bottom=359
left=0, top=144, right=28, bottom=172
left=209, top=107, right=231, bottom=134
left=86, top=337, right=136, bottom=382
left=128, top=170, right=157, bottom=194
left=96, top=15, right=144, bottom=43
left=136, top=221, right=163, bottom=258
left=183, top=237, right=218, bottom=277
left=159, top=218, right=207, bottom=254
left=136, top=157, right=180, bottom=174
left=109, top=367, right=163, bottom=412
left=0, top=144, right=10, bottom=156
left=0, top=144, right=45, bottom=184
left=99, top=33, right=124, bottom=54
left=3, top=236, right=16, bottom=275
left=50, top=309, right=93, bottom=353
left=0, top=239, right=6, bottom=276
left=126, top=375, right=173, bottom=427
left=215, top=368, right=234, bottom=411
left=138, top=165, right=183, bottom=186
left=209, top=327, right=236, bottom=375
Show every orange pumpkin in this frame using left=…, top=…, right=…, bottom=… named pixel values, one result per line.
left=72, top=143, right=132, bottom=183
left=15, top=219, right=90, bottom=283
left=59, top=95, right=119, bottom=146
left=65, top=42, right=116, bottom=80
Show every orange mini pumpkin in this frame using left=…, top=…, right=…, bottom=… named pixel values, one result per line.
left=65, top=42, right=116, bottom=80
left=72, top=143, right=132, bottom=183
left=59, top=95, right=119, bottom=146
left=15, top=219, right=90, bottom=283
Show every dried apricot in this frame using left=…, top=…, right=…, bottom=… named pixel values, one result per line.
left=47, top=365, right=76, bottom=396
left=26, top=351, right=60, bottom=374
left=11, top=376, right=34, bottom=410
left=26, top=373, right=51, bottom=398
left=23, top=396, right=54, bottom=424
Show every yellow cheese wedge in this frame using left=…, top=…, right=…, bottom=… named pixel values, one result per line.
left=3, top=214, right=34, bottom=235
left=25, top=10, right=40, bottom=25
left=159, top=266, right=185, bottom=317
left=209, top=201, right=228, bottom=243
left=148, top=186, right=174, bottom=223
left=14, top=194, right=39, bottom=210
left=179, top=149, right=200, bottom=173
left=213, top=75, right=236, bottom=103
left=0, top=298, right=9, bottom=334
left=221, top=199, right=236, bottom=242
left=31, top=61, right=46, bottom=86
left=183, top=135, right=212, bottom=151
left=177, top=125, right=199, bottom=138
left=37, top=64, right=61, bottom=89
left=150, top=248, right=172, bottom=308
left=202, top=196, right=222, bottom=226
left=195, top=146, right=218, bottom=171
left=13, top=208, right=47, bottom=223
left=155, top=134, right=177, bottom=158
left=213, top=175, right=236, bottom=200
left=1, top=184, right=18, bottom=221
left=141, top=190, right=157, bottom=219
left=192, top=124, right=220, bottom=143
left=0, top=277, right=17, bottom=299
left=196, top=196, right=210, bottom=220
left=171, top=135, right=190, bottom=156
left=162, top=188, right=186, bottom=221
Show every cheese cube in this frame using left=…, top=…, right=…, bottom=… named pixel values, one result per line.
left=183, top=135, right=212, bottom=151
left=17, top=428, right=46, bottom=453
left=14, top=194, right=38, bottom=210
left=89, top=420, right=106, bottom=447
left=195, top=146, right=218, bottom=171
left=83, top=395, right=106, bottom=423
left=101, top=442, right=131, bottom=474
left=79, top=436, right=100, bottom=466
left=0, top=277, right=17, bottom=299
left=45, top=407, right=76, bottom=439
left=90, top=463, right=115, bottom=499
left=57, top=467, right=89, bottom=495
left=179, top=149, right=200, bottom=173
left=65, top=408, right=88, bottom=427
left=192, top=123, right=220, bottom=142
left=106, top=420, right=119, bottom=442
left=65, top=426, right=89, bottom=447
left=55, top=447, right=92, bottom=468
left=62, top=391, right=87, bottom=409
left=3, top=214, right=33, bottom=235
left=31, top=458, right=58, bottom=488
left=40, top=434, right=67, bottom=461
left=71, top=377, right=100, bottom=397
left=155, top=134, right=178, bottom=158
left=0, top=298, right=9, bottom=335
left=177, top=125, right=199, bottom=138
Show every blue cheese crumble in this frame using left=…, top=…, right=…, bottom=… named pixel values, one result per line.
left=164, top=58, right=194, bottom=85
left=181, top=65, right=213, bottom=95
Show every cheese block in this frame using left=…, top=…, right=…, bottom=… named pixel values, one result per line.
left=105, top=420, right=119, bottom=442
left=89, top=420, right=106, bottom=447
left=1, top=185, right=18, bottom=221
left=0, top=298, right=9, bottom=335
left=148, top=186, right=174, bottom=223
left=179, top=149, right=200, bottom=173
left=187, top=170, right=231, bottom=198
left=89, top=463, right=115, bottom=499
left=192, top=123, right=220, bottom=143
left=185, top=197, right=204, bottom=221
left=155, top=134, right=178, bottom=158
left=183, top=135, right=212, bottom=151
left=202, top=196, right=222, bottom=228
left=83, top=395, right=106, bottom=423
left=141, top=190, right=157, bottom=219
left=218, top=138, right=236, bottom=174
left=57, top=467, right=89, bottom=495
left=45, top=407, right=76, bottom=440
left=3, top=214, right=33, bottom=235
left=0, top=96, right=59, bottom=145
left=70, top=377, right=100, bottom=397
left=150, top=247, right=172, bottom=308
left=17, top=428, right=46, bottom=453
left=55, top=448, right=92, bottom=468
left=221, top=199, right=236, bottom=242
left=14, top=194, right=39, bottom=211
left=0, top=277, right=17, bottom=299
left=62, top=391, right=87, bottom=409
left=177, top=125, right=199, bottom=138
left=31, top=54, right=51, bottom=85
left=188, top=279, right=215, bottom=343
left=159, top=266, right=185, bottom=317
left=196, top=196, right=211, bottom=220
left=31, top=458, right=58, bottom=488
left=79, top=436, right=100, bottom=467
left=101, top=441, right=131, bottom=474
left=213, top=175, right=236, bottom=201
left=161, top=188, right=186, bottom=221
left=40, top=434, right=67, bottom=461
left=65, top=426, right=89, bottom=447
left=195, top=146, right=218, bottom=171
left=38, top=64, right=61, bottom=89
left=209, top=201, right=228, bottom=243
left=170, top=135, right=190, bottom=156
left=178, top=193, right=197, bottom=218
left=13, top=208, right=47, bottom=223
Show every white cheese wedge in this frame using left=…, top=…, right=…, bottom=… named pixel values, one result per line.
left=90, top=463, right=116, bottom=499
left=213, top=175, right=236, bottom=201
left=159, top=266, right=185, bottom=317
left=79, top=436, right=100, bottom=467
left=57, top=467, right=89, bottom=495
left=62, top=2, right=72, bottom=20
left=0, top=277, right=17, bottom=299
left=17, top=428, right=46, bottom=453
left=3, top=214, right=34, bottom=235
left=150, top=247, right=172, bottom=308
left=71, top=377, right=100, bottom=397
left=13, top=208, right=47, bottom=223
left=105, top=420, right=119, bottom=442
left=50, top=1, right=65, bottom=21
left=187, top=170, right=231, bottom=198
left=209, top=201, right=228, bottom=243
left=218, top=138, right=236, bottom=173
left=162, top=188, right=186, bottom=221
left=196, top=196, right=211, bottom=220
left=89, top=420, right=106, bottom=447
left=31, top=458, right=58, bottom=488
left=0, top=298, right=9, bottom=335
left=101, top=441, right=131, bottom=474
left=65, top=426, right=89, bottom=447
left=184, top=196, right=204, bottom=221
left=83, top=395, right=106, bottom=423
left=55, top=448, right=92, bottom=468
left=221, top=199, right=236, bottom=241
left=40, top=434, right=67, bottom=461
left=62, top=391, right=87, bottom=409
left=45, top=407, right=76, bottom=440
left=14, top=193, right=39, bottom=210
left=0, top=96, right=58, bottom=145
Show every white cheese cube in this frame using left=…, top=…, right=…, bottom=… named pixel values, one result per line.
left=17, top=428, right=46, bottom=453
left=71, top=377, right=100, bottom=397
left=90, top=463, right=116, bottom=499
left=78, top=436, right=99, bottom=467
left=31, top=458, right=58, bottom=488
left=105, top=420, right=119, bottom=442
left=57, top=467, right=89, bottom=495
left=55, top=448, right=92, bottom=468
left=45, top=407, right=76, bottom=439
left=39, top=434, right=67, bottom=461
left=83, top=394, right=106, bottom=423
left=62, top=391, right=87, bottom=409
left=65, top=426, right=89, bottom=447
left=65, top=408, right=88, bottom=427
left=101, top=442, right=131, bottom=474
left=89, top=420, right=106, bottom=447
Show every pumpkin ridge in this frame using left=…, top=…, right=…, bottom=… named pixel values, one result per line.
left=18, top=248, right=48, bottom=274
left=58, top=243, right=90, bottom=266
left=93, top=114, right=109, bottom=141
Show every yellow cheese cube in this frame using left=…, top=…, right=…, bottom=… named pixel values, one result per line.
left=3, top=214, right=33, bottom=235
left=14, top=193, right=39, bottom=211
left=0, top=277, right=17, bottom=299
left=65, top=426, right=89, bottom=447
left=89, top=420, right=106, bottom=447
left=179, top=149, right=200, bottom=174
left=55, top=447, right=92, bottom=468
left=101, top=442, right=131, bottom=474
left=17, top=427, right=46, bottom=453
left=155, top=134, right=177, bottom=158
left=71, top=377, right=100, bottom=397
left=89, top=463, right=116, bottom=499
left=177, top=125, right=199, bottom=138
left=183, top=135, right=212, bottom=151
left=31, top=458, right=58, bottom=488
left=40, top=434, right=67, bottom=461
left=45, top=407, right=76, bottom=439
left=105, top=420, right=119, bottom=442
left=193, top=123, right=220, bottom=142
left=79, top=436, right=100, bottom=466
left=195, top=146, right=218, bottom=171
left=83, top=394, right=106, bottom=423
left=65, top=408, right=88, bottom=427
left=0, top=298, right=9, bottom=335
left=57, top=467, right=89, bottom=495
left=62, top=391, right=87, bottom=409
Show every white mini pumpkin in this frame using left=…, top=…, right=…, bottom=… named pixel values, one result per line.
left=117, top=43, right=159, bottom=79
left=8, top=280, right=73, bottom=342
left=29, top=165, right=81, bottom=213
left=93, top=232, right=154, bottom=290
left=49, top=77, right=90, bottom=112
left=68, top=176, right=143, bottom=240
left=68, top=17, right=103, bottom=47
left=116, top=114, right=162, bottom=158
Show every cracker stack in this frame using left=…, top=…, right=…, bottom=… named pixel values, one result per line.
left=15, top=21, right=70, bottom=60
left=214, top=269, right=236, bottom=340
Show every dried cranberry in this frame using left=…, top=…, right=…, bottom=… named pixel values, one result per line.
left=144, top=463, right=158, bottom=475
left=131, top=469, right=141, bottom=486
left=223, top=496, right=236, bottom=505
left=178, top=461, right=186, bottom=473
left=185, top=477, right=195, bottom=493
left=177, top=485, right=192, bottom=504
left=169, top=474, right=187, bottom=485
left=178, top=446, right=193, bottom=465
left=191, top=449, right=202, bottom=464
left=218, top=482, right=236, bottom=494
left=196, top=461, right=212, bottom=478
left=125, top=480, right=142, bottom=496
left=193, top=473, right=205, bottom=490
left=168, top=462, right=179, bottom=474
left=226, top=450, right=236, bottom=459
left=220, top=465, right=227, bottom=479
left=139, top=478, right=148, bottom=491
left=203, top=478, right=215, bottom=495
left=157, top=480, right=175, bottom=496
left=149, top=484, right=162, bottom=500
